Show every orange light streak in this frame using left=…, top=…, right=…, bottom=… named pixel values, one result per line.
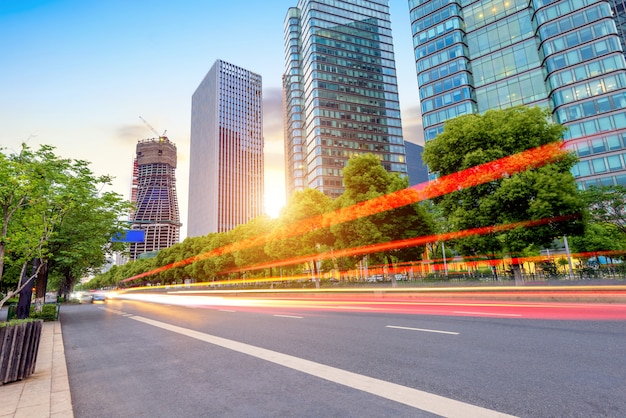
left=219, top=214, right=579, bottom=274
left=121, top=142, right=568, bottom=283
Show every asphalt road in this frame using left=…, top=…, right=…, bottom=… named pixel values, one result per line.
left=60, top=296, right=626, bottom=417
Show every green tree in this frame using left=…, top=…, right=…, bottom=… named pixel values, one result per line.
left=581, top=185, right=626, bottom=236
left=422, top=107, right=585, bottom=283
left=46, top=161, right=131, bottom=299
left=1, top=144, right=75, bottom=309
left=265, top=189, right=334, bottom=287
left=1, top=144, right=129, bottom=309
left=331, top=154, right=434, bottom=286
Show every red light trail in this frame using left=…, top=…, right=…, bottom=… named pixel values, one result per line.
left=121, top=142, right=568, bottom=283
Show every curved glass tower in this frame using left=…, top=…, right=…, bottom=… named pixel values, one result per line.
left=283, top=0, right=407, bottom=199
left=410, top=0, right=626, bottom=188
left=129, top=137, right=181, bottom=260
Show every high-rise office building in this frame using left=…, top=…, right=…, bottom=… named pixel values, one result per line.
left=410, top=0, right=626, bottom=189
left=283, top=0, right=407, bottom=199
left=129, top=136, right=181, bottom=260
left=188, top=59, right=264, bottom=237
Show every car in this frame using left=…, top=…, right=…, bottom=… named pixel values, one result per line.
left=71, top=291, right=93, bottom=304
left=91, top=293, right=107, bottom=303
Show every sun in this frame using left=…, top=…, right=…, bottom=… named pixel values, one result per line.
left=264, top=171, right=286, bottom=218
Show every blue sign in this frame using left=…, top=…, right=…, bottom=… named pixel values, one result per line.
left=112, top=230, right=145, bottom=243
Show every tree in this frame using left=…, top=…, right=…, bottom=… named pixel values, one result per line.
left=0, top=144, right=129, bottom=309
left=265, top=189, right=334, bottom=287
left=581, top=185, right=626, bottom=236
left=1, top=144, right=73, bottom=310
left=46, top=161, right=131, bottom=299
left=422, top=106, right=585, bottom=283
left=331, top=154, right=434, bottom=286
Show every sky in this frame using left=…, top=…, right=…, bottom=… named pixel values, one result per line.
left=0, top=0, right=424, bottom=239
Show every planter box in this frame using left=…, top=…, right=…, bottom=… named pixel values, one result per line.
left=0, top=320, right=43, bottom=385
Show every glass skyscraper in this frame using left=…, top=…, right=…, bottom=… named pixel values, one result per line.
left=410, top=0, right=626, bottom=189
left=283, top=0, right=407, bottom=199
left=188, top=60, right=264, bottom=236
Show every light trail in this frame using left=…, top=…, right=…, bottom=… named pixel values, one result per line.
left=120, top=142, right=569, bottom=283
left=109, top=287, right=626, bottom=320
left=218, top=214, right=579, bottom=275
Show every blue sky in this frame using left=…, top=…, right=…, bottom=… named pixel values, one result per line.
left=0, top=0, right=423, bottom=238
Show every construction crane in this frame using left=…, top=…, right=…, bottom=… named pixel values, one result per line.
left=139, top=116, right=167, bottom=140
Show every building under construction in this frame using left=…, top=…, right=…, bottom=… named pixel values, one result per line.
left=129, top=136, right=181, bottom=260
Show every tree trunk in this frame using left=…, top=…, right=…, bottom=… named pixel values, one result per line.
left=17, top=260, right=38, bottom=319
left=511, top=262, right=524, bottom=285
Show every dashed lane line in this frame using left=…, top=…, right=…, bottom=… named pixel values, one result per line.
left=128, top=314, right=515, bottom=417
left=386, top=325, right=459, bottom=335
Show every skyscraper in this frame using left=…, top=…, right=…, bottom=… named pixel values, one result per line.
left=283, top=0, right=407, bottom=199
left=188, top=59, right=264, bottom=237
left=410, top=0, right=626, bottom=189
left=609, top=0, right=626, bottom=56
left=129, top=136, right=181, bottom=260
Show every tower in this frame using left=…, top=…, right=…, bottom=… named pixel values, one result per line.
left=410, top=0, right=626, bottom=188
left=283, top=0, right=407, bottom=199
left=188, top=60, right=264, bottom=237
left=129, top=136, right=181, bottom=260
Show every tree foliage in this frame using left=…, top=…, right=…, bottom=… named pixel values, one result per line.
left=422, top=106, right=585, bottom=281
left=0, top=144, right=130, bottom=308
left=332, top=155, right=434, bottom=282
left=581, top=185, right=626, bottom=236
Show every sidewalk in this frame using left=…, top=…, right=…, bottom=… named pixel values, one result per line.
left=0, top=321, right=73, bottom=418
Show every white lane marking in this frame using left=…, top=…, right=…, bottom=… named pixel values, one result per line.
left=454, top=311, right=522, bottom=317
left=129, top=315, right=515, bottom=417
left=386, top=325, right=459, bottom=335
left=219, top=309, right=237, bottom=312
left=274, top=314, right=303, bottom=319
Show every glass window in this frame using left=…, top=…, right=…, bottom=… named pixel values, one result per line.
left=592, top=158, right=607, bottom=173
left=591, top=138, right=606, bottom=153
left=600, top=176, right=614, bottom=186
left=575, top=160, right=592, bottom=176
left=615, top=174, right=626, bottom=186
left=597, top=98, right=611, bottom=113
left=577, top=141, right=590, bottom=156
left=607, top=135, right=622, bottom=150
left=607, top=155, right=622, bottom=171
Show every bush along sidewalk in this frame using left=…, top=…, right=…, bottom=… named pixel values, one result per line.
left=0, top=319, right=43, bottom=385
left=7, top=302, right=60, bottom=322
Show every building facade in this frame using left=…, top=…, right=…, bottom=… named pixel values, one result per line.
left=410, top=0, right=626, bottom=189
left=609, top=0, right=626, bottom=56
left=188, top=59, right=264, bottom=237
left=283, top=0, right=408, bottom=199
left=129, top=137, right=181, bottom=260
left=405, top=141, right=429, bottom=186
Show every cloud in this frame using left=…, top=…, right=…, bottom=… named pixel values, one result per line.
left=401, top=105, right=425, bottom=146
left=116, top=124, right=146, bottom=144
left=263, top=87, right=285, bottom=171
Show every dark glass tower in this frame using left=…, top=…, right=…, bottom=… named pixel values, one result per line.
left=283, top=0, right=407, bottom=199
